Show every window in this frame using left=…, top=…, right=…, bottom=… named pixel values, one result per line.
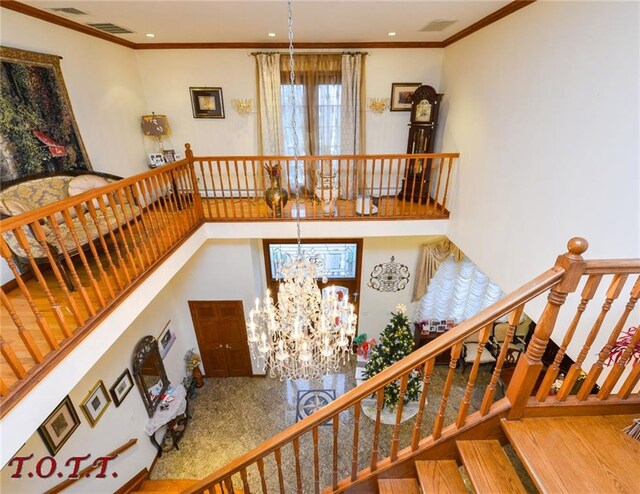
left=267, top=241, right=357, bottom=280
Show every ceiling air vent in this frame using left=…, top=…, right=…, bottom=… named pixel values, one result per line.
left=420, top=19, right=458, bottom=32
left=87, top=23, right=134, bottom=34
left=50, top=7, right=88, bottom=15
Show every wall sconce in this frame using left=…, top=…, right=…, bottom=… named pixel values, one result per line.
left=232, top=98, right=253, bottom=116
left=141, top=113, right=171, bottom=152
left=368, top=97, right=389, bottom=114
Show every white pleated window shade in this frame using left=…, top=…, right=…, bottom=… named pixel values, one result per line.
left=416, top=255, right=504, bottom=323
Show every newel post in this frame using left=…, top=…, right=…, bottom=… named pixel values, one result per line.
left=506, top=237, right=588, bottom=418
left=184, top=143, right=204, bottom=220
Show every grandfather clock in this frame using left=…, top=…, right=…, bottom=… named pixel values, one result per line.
left=398, top=85, right=443, bottom=203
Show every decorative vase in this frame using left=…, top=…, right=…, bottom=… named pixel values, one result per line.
left=265, top=182, right=289, bottom=217
left=192, top=366, right=204, bottom=388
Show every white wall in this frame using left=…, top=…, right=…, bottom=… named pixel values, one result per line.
left=0, top=10, right=149, bottom=177
left=135, top=48, right=444, bottom=156
left=440, top=1, right=640, bottom=294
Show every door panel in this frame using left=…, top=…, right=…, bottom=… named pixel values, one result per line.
left=188, top=300, right=252, bottom=377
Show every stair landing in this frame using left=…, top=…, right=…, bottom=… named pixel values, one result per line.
left=502, top=414, right=640, bottom=494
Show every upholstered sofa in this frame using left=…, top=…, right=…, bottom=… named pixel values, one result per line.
left=0, top=171, right=141, bottom=288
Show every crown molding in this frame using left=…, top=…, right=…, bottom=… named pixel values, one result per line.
left=2, top=0, right=535, bottom=51
left=442, top=0, right=536, bottom=46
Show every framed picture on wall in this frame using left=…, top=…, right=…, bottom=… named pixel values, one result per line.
left=158, top=320, right=177, bottom=359
left=190, top=87, right=225, bottom=119
left=390, top=82, right=421, bottom=111
left=109, top=369, right=134, bottom=407
left=80, top=381, right=111, bottom=428
left=37, top=395, right=81, bottom=456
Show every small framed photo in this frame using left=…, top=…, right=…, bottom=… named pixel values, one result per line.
left=109, top=369, right=134, bottom=407
left=390, top=82, right=421, bottom=111
left=158, top=320, right=176, bottom=359
left=162, top=149, right=176, bottom=164
left=37, top=396, right=81, bottom=456
left=173, top=152, right=183, bottom=161
left=148, top=153, right=165, bottom=168
left=190, top=87, right=225, bottom=119
left=80, top=380, right=111, bottom=428
left=437, top=325, right=447, bottom=333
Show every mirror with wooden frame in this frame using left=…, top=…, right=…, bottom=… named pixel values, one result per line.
left=132, top=335, right=170, bottom=417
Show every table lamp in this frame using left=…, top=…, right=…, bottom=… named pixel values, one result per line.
left=141, top=113, right=171, bottom=152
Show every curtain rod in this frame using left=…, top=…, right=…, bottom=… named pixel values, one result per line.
left=250, top=51, right=368, bottom=56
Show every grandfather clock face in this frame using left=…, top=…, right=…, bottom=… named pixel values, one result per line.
left=415, top=99, right=432, bottom=123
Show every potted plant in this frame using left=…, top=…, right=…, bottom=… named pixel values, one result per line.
left=184, top=349, right=204, bottom=388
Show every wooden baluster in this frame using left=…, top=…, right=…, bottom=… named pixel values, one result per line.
left=178, top=165, right=198, bottom=225
left=107, top=191, right=146, bottom=273
left=481, top=306, right=525, bottom=414
left=618, top=360, right=640, bottom=399
left=456, top=324, right=493, bottom=428
left=208, top=160, right=222, bottom=219
left=411, top=359, right=435, bottom=451
left=557, top=274, right=628, bottom=401
left=579, top=275, right=640, bottom=400
left=250, top=159, right=260, bottom=219
left=351, top=401, right=361, bottom=481
left=73, top=203, right=116, bottom=300
left=390, top=373, right=409, bottom=461
left=121, top=187, right=157, bottom=263
left=198, top=160, right=213, bottom=218
left=312, top=426, right=320, bottom=494
left=391, top=158, right=401, bottom=217
left=376, top=159, right=385, bottom=217
left=156, top=172, right=182, bottom=239
left=165, top=170, right=189, bottom=232
left=45, top=216, right=96, bottom=316
left=27, top=223, right=85, bottom=327
left=415, top=160, right=428, bottom=218
left=332, top=412, right=339, bottom=490
left=223, top=477, right=234, bottom=494
left=235, top=160, right=246, bottom=218
left=441, top=157, right=454, bottom=212
left=537, top=275, right=602, bottom=400
left=0, top=289, right=45, bottom=363
left=240, top=468, right=251, bottom=494
left=10, top=228, right=76, bottom=333
left=598, top=307, right=640, bottom=399
left=185, top=148, right=205, bottom=222
left=0, top=378, right=9, bottom=397
left=274, top=448, right=285, bottom=494
left=0, top=239, right=59, bottom=349
left=97, top=194, right=140, bottom=278
left=431, top=158, right=444, bottom=216
left=1, top=335, right=27, bottom=380
left=293, top=437, right=302, bottom=494
left=223, top=159, right=236, bottom=219
left=131, top=182, right=162, bottom=257
left=506, top=238, right=588, bottom=418
left=60, top=209, right=106, bottom=308
left=216, top=160, right=230, bottom=219
left=433, top=342, right=463, bottom=440
left=86, top=200, right=130, bottom=287
left=400, top=158, right=410, bottom=217
left=241, top=160, right=252, bottom=219
left=370, top=387, right=384, bottom=472
left=256, top=457, right=268, bottom=494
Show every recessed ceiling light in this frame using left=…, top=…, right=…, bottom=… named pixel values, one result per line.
left=268, top=32, right=276, bottom=37
left=388, top=32, right=397, bottom=36
left=146, top=33, right=155, bottom=38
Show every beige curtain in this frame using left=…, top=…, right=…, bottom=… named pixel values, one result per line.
left=412, top=239, right=463, bottom=302
left=339, top=53, right=365, bottom=198
left=256, top=54, right=284, bottom=156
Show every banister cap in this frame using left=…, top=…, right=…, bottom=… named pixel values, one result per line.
left=567, top=237, right=588, bottom=257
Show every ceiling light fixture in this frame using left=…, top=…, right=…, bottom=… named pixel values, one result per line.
left=388, top=32, right=397, bottom=36
left=268, top=32, right=276, bottom=37
left=248, top=0, right=357, bottom=380
left=146, top=33, right=155, bottom=38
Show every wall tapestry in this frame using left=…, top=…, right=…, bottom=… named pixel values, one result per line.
left=368, top=256, right=410, bottom=292
left=0, top=46, right=91, bottom=183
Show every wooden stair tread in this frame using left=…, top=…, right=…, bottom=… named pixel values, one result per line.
left=502, top=415, right=640, bottom=494
left=457, top=440, right=527, bottom=493
left=378, top=478, right=421, bottom=494
left=415, top=460, right=468, bottom=493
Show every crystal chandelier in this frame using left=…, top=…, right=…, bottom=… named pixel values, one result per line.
left=247, top=0, right=357, bottom=380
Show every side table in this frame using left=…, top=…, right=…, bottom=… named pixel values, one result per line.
left=144, top=383, right=189, bottom=456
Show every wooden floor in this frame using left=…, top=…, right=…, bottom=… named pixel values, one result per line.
left=200, top=195, right=449, bottom=221
left=502, top=414, right=640, bottom=494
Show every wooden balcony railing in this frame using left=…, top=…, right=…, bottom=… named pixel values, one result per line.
left=191, top=150, right=459, bottom=220
left=0, top=159, right=203, bottom=414
left=182, top=238, right=640, bottom=494
left=0, top=146, right=458, bottom=414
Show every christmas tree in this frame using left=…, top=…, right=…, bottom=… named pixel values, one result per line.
left=364, top=304, right=422, bottom=408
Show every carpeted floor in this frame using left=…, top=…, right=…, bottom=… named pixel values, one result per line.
left=151, top=357, right=510, bottom=492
